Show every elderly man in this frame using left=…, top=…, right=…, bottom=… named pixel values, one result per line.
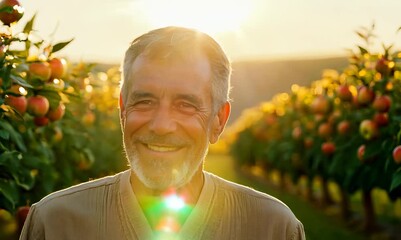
left=20, top=26, right=305, bottom=240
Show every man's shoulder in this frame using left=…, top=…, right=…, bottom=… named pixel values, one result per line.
left=205, top=171, right=294, bottom=216
left=35, top=170, right=128, bottom=208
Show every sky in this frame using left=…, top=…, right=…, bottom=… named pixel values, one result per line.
left=15, top=0, right=401, bottom=64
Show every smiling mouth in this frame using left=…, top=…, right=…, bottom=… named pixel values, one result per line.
left=146, top=144, right=180, bottom=152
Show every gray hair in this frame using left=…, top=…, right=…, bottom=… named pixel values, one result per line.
left=121, top=26, right=231, bottom=113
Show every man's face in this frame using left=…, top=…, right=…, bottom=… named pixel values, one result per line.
left=121, top=54, right=219, bottom=190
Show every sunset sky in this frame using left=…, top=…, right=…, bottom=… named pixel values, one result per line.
left=18, top=0, right=401, bottom=64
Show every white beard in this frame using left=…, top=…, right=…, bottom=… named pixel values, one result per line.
left=123, top=136, right=208, bottom=190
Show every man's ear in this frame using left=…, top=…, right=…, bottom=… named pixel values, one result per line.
left=210, top=102, right=231, bottom=144
left=119, top=93, right=126, bottom=127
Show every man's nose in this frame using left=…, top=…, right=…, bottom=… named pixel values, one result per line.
left=149, top=105, right=177, bottom=135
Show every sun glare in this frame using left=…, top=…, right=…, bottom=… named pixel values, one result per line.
left=138, top=0, right=253, bottom=35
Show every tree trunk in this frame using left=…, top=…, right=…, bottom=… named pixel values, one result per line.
left=340, top=187, right=351, bottom=220
left=321, top=177, right=334, bottom=206
left=362, top=189, right=377, bottom=232
left=306, top=177, right=315, bottom=202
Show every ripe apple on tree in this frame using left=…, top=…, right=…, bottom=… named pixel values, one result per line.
left=373, top=113, right=389, bottom=127
left=357, top=144, right=366, bottom=162
left=27, top=95, right=49, bottom=117
left=321, top=141, right=336, bottom=155
left=372, top=95, right=391, bottom=113
left=29, top=62, right=52, bottom=81
left=311, top=95, right=331, bottom=115
left=393, top=145, right=401, bottom=164
left=337, top=85, right=353, bottom=102
left=33, top=116, right=49, bottom=126
left=337, top=120, right=351, bottom=135
left=4, top=94, right=27, bottom=114
left=46, top=102, right=65, bottom=121
left=359, top=119, right=378, bottom=140
left=0, top=0, right=24, bottom=25
left=375, top=57, right=392, bottom=76
left=48, top=57, right=67, bottom=79
left=357, top=86, right=375, bottom=106
left=318, top=122, right=333, bottom=139
left=16, top=205, right=30, bottom=231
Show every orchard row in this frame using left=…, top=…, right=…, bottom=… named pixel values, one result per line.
left=229, top=25, right=401, bottom=229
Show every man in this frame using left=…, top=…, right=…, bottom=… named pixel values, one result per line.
left=20, top=26, right=305, bottom=240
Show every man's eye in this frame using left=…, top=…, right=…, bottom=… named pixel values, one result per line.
left=132, top=100, right=155, bottom=109
left=177, top=102, right=198, bottom=114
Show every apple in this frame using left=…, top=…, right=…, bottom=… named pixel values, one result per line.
left=33, top=116, right=49, bottom=126
left=359, top=119, right=378, bottom=140
left=337, top=85, right=353, bottom=102
left=16, top=206, right=30, bottom=229
left=373, top=113, right=389, bottom=126
left=46, top=102, right=65, bottom=121
left=304, top=137, right=314, bottom=148
left=357, top=86, right=375, bottom=106
left=27, top=95, right=49, bottom=117
left=321, top=142, right=335, bottom=155
left=318, top=122, right=332, bottom=139
left=311, top=95, right=331, bottom=115
left=82, top=111, right=96, bottom=125
left=375, top=57, right=391, bottom=76
left=372, top=95, right=391, bottom=113
left=29, top=62, right=51, bottom=81
left=357, top=144, right=365, bottom=162
left=292, top=126, right=302, bottom=140
left=48, top=58, right=67, bottom=79
left=4, top=95, right=27, bottom=114
left=337, top=120, right=351, bottom=135
left=393, top=145, right=401, bottom=164
left=0, top=0, right=24, bottom=25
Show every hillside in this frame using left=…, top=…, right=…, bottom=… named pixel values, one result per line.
left=229, top=56, right=348, bottom=124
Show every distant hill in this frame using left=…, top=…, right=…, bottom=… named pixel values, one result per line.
left=228, top=56, right=349, bottom=124
left=93, top=56, right=349, bottom=125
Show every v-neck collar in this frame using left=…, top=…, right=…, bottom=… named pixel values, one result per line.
left=119, top=170, right=216, bottom=239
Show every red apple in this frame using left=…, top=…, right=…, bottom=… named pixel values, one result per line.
left=359, top=119, right=378, bottom=140
left=46, top=102, right=65, bottom=121
left=321, top=142, right=336, bottom=155
left=337, top=120, right=351, bottom=135
left=33, top=116, right=49, bottom=126
left=0, top=0, right=24, bottom=25
left=357, top=86, right=375, bottom=106
left=311, top=95, right=331, bottom=115
left=357, top=144, right=365, bottom=162
left=373, top=113, right=389, bottom=126
left=16, top=206, right=30, bottom=229
left=27, top=95, right=49, bottom=117
left=337, top=85, right=353, bottom=102
left=375, top=57, right=391, bottom=76
left=4, top=95, right=27, bottom=114
left=29, top=62, right=51, bottom=81
left=393, top=145, right=401, bottom=164
left=372, top=95, right=391, bottom=113
left=318, top=122, right=332, bottom=139
left=48, top=58, right=67, bottom=79
left=292, top=126, right=302, bottom=140
left=304, top=137, right=314, bottom=148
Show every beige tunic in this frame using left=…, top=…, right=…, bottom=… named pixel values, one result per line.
left=20, top=170, right=305, bottom=240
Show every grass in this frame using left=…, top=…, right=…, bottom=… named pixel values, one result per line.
left=204, top=153, right=367, bottom=240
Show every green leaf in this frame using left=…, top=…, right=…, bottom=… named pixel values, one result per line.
left=51, top=38, right=74, bottom=54
left=0, top=179, right=19, bottom=209
left=358, top=46, right=368, bottom=55
left=9, top=74, right=33, bottom=88
left=23, top=13, right=36, bottom=34
left=389, top=169, right=401, bottom=199
left=0, top=121, right=26, bottom=152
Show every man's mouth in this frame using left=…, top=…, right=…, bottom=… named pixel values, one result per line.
left=146, top=144, right=180, bottom=152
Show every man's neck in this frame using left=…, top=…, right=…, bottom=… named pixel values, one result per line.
left=130, top=169, right=205, bottom=231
